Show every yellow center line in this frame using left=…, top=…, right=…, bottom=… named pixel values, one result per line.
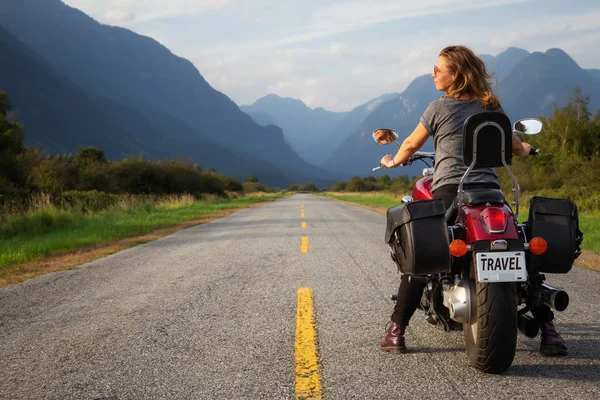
left=300, top=237, right=309, bottom=253
left=302, top=222, right=307, bottom=229
left=295, top=288, right=322, bottom=399
left=301, top=212, right=305, bottom=218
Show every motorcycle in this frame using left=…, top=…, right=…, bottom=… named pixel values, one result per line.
left=372, top=111, right=583, bottom=374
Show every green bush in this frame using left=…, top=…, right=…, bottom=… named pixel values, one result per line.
left=76, top=146, right=106, bottom=165
left=28, top=154, right=79, bottom=193
left=221, top=176, right=244, bottom=192
left=243, top=181, right=271, bottom=193
left=297, top=182, right=319, bottom=192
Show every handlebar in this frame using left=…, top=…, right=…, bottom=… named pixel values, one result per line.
left=374, top=148, right=540, bottom=171
left=372, top=151, right=436, bottom=171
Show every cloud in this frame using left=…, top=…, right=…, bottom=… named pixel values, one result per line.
left=486, top=11, right=600, bottom=52
left=327, top=42, right=345, bottom=57
left=193, top=8, right=600, bottom=112
left=252, top=0, right=531, bottom=49
left=64, top=0, right=237, bottom=24
left=104, top=9, right=136, bottom=22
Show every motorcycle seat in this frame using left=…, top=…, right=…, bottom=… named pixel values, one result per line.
left=461, top=188, right=505, bottom=205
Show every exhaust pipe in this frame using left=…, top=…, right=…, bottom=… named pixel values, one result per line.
left=534, top=283, right=569, bottom=312
left=442, top=278, right=476, bottom=325
left=518, top=314, right=539, bottom=338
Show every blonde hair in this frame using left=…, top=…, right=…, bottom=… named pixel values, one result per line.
left=439, top=45, right=500, bottom=110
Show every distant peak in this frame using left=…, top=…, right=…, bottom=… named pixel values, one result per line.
left=545, top=48, right=569, bottom=58
left=544, top=48, right=580, bottom=68
left=249, top=93, right=311, bottom=111
left=497, top=47, right=530, bottom=58
left=505, top=46, right=529, bottom=53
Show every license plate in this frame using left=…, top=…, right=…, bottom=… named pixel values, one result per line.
left=476, top=252, right=527, bottom=283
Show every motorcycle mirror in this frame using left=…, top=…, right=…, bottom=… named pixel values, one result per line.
left=513, top=118, right=542, bottom=135
left=372, top=128, right=400, bottom=145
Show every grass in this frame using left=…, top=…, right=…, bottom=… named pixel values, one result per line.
left=320, top=192, right=402, bottom=211
left=0, top=194, right=284, bottom=270
left=580, top=214, right=600, bottom=253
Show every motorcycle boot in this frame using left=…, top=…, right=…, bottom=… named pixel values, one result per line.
left=540, top=321, right=568, bottom=356
left=380, top=322, right=407, bottom=354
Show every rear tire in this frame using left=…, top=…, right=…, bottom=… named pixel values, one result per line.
left=464, top=262, right=518, bottom=374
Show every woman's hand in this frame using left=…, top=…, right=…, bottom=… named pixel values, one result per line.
left=512, top=132, right=533, bottom=157
left=380, top=154, right=396, bottom=168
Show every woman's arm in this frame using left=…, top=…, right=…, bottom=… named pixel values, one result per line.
left=381, top=123, right=430, bottom=168
left=511, top=131, right=532, bottom=157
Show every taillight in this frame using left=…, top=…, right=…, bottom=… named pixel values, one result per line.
left=529, top=237, right=548, bottom=255
left=449, top=239, right=468, bottom=257
left=479, top=208, right=508, bottom=233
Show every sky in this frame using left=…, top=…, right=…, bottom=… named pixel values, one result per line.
left=62, top=0, right=600, bottom=112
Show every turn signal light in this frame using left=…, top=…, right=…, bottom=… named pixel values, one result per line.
left=449, top=239, right=468, bottom=257
left=529, top=237, right=548, bottom=255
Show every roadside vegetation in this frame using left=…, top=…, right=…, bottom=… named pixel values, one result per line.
left=0, top=91, right=286, bottom=283
left=0, top=194, right=282, bottom=269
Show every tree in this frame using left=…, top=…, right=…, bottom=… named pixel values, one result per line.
left=534, top=88, right=600, bottom=161
left=0, top=91, right=25, bottom=188
left=244, top=175, right=259, bottom=183
left=76, top=146, right=106, bottom=165
left=297, top=182, right=318, bottom=192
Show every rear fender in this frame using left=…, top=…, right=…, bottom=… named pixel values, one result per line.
left=461, top=205, right=520, bottom=243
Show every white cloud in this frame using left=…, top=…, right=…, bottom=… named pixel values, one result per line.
left=195, top=8, right=600, bottom=112
left=486, top=12, right=600, bottom=52
left=327, top=42, right=345, bottom=57
left=104, top=9, right=135, bottom=22
left=64, top=0, right=237, bottom=24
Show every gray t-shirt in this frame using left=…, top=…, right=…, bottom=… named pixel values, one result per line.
left=420, top=97, right=500, bottom=192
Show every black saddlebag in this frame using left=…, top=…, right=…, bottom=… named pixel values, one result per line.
left=527, top=196, right=583, bottom=274
left=385, top=199, right=450, bottom=275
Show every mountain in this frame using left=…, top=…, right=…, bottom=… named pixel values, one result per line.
left=329, top=92, right=400, bottom=144
left=483, top=47, right=530, bottom=82
left=0, top=0, right=342, bottom=187
left=0, top=24, right=142, bottom=159
left=242, top=93, right=401, bottom=168
left=243, top=110, right=275, bottom=126
left=498, top=48, right=600, bottom=120
left=589, top=69, right=600, bottom=82
left=0, top=25, right=301, bottom=186
left=241, top=94, right=348, bottom=165
left=325, top=76, right=440, bottom=177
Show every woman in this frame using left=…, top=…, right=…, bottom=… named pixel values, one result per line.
left=378, top=45, right=567, bottom=356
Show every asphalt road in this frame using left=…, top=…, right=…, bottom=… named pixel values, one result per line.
left=1, top=194, right=599, bottom=399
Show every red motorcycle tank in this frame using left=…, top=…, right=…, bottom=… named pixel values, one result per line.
left=411, top=176, right=434, bottom=200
